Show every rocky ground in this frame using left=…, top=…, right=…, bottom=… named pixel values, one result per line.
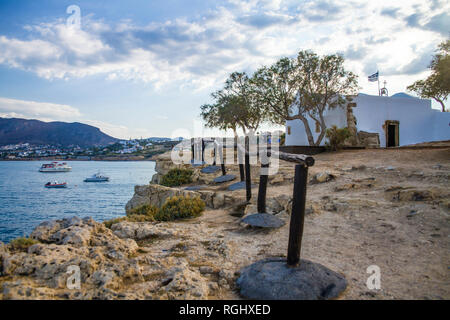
left=0, top=145, right=449, bottom=300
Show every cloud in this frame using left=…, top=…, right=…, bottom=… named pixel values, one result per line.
left=425, top=12, right=450, bottom=36
left=380, top=7, right=400, bottom=18
left=365, top=36, right=391, bottom=45
left=405, top=10, right=450, bottom=36
left=384, top=46, right=434, bottom=75
left=298, top=0, right=347, bottom=22
left=0, top=0, right=447, bottom=94
left=82, top=119, right=154, bottom=139
left=0, top=96, right=152, bottom=139
left=237, top=13, right=296, bottom=28
left=0, top=97, right=81, bottom=120
left=342, top=45, right=368, bottom=61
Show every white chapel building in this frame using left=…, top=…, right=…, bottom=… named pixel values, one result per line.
left=285, top=93, right=450, bottom=148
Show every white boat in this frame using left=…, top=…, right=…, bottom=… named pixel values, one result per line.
left=39, top=162, right=72, bottom=172
left=84, top=172, right=109, bottom=182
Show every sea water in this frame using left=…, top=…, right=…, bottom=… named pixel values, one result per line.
left=0, top=161, right=156, bottom=243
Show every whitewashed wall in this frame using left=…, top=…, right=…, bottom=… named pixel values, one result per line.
left=285, top=93, right=450, bottom=147
left=285, top=105, right=347, bottom=146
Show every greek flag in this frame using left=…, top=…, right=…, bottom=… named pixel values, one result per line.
left=368, top=71, right=379, bottom=82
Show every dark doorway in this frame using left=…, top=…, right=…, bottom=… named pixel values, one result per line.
left=385, top=120, right=399, bottom=147
left=387, top=125, right=396, bottom=147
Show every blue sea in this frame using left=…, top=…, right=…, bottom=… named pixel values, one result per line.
left=0, top=161, right=156, bottom=243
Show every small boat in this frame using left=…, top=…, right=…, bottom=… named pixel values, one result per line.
left=45, top=181, right=67, bottom=188
left=39, top=162, right=72, bottom=172
left=84, top=172, right=110, bottom=182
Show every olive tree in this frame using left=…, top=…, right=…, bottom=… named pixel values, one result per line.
left=253, top=50, right=359, bottom=146
left=200, top=72, right=264, bottom=136
left=408, top=39, right=449, bottom=112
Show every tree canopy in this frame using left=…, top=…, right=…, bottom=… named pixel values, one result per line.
left=200, top=49, right=359, bottom=146
left=407, top=39, right=449, bottom=112
left=253, top=50, right=358, bottom=145
left=200, top=72, right=264, bottom=136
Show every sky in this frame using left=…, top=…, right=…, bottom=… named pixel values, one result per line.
left=0, top=0, right=448, bottom=139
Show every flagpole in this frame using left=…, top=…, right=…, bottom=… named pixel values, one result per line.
left=377, top=71, right=380, bottom=96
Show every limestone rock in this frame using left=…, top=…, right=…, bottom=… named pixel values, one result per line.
left=384, top=187, right=443, bottom=202
left=244, top=204, right=257, bottom=215
left=50, top=225, right=93, bottom=247
left=164, top=262, right=209, bottom=299
left=268, top=174, right=285, bottom=185
left=111, top=221, right=178, bottom=240
left=211, top=193, right=224, bottom=208
left=266, top=197, right=284, bottom=214
left=0, top=217, right=146, bottom=299
left=310, top=171, right=336, bottom=184
left=125, top=184, right=201, bottom=213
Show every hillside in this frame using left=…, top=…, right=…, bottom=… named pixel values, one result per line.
left=0, top=118, right=118, bottom=147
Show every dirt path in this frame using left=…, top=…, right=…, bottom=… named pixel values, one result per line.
left=181, top=146, right=450, bottom=299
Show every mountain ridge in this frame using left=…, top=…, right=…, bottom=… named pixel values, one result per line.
left=0, top=117, right=118, bottom=147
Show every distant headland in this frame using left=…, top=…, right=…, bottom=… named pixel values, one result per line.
left=0, top=117, right=181, bottom=161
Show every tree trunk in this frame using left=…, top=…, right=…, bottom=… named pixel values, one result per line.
left=298, top=116, right=315, bottom=146
left=314, top=112, right=327, bottom=146
left=435, top=98, right=446, bottom=112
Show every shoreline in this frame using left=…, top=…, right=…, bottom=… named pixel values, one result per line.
left=0, top=157, right=158, bottom=162
left=1, top=148, right=449, bottom=300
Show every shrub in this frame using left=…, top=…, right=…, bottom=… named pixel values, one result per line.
left=128, top=204, right=159, bottom=217
left=156, top=196, right=205, bottom=221
left=127, top=214, right=155, bottom=223
left=160, top=168, right=193, bottom=187
left=104, top=197, right=204, bottom=227
left=9, top=237, right=38, bottom=251
left=280, top=133, right=286, bottom=146
left=325, top=126, right=351, bottom=151
left=103, top=217, right=127, bottom=228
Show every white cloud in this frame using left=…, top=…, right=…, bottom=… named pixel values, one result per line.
left=0, top=96, right=153, bottom=139
left=0, top=0, right=447, bottom=93
left=82, top=119, right=154, bottom=139
left=0, top=97, right=81, bottom=120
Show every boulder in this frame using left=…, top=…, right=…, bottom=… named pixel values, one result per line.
left=310, top=171, right=336, bottom=184
left=384, top=187, right=443, bottom=202
left=241, top=213, right=285, bottom=228
left=1, top=217, right=143, bottom=297
left=163, top=262, right=209, bottom=299
left=50, top=225, right=93, bottom=247
left=237, top=258, right=347, bottom=300
left=125, top=184, right=201, bottom=213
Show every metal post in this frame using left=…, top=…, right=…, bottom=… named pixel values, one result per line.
left=201, top=138, right=205, bottom=163
left=191, top=138, right=194, bottom=163
left=221, top=137, right=226, bottom=176
left=236, top=137, right=245, bottom=181
left=287, top=164, right=308, bottom=266
left=257, top=163, right=269, bottom=213
left=245, top=135, right=251, bottom=201
left=212, top=138, right=216, bottom=166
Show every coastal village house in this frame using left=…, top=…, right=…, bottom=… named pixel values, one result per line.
left=285, top=93, right=450, bottom=148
